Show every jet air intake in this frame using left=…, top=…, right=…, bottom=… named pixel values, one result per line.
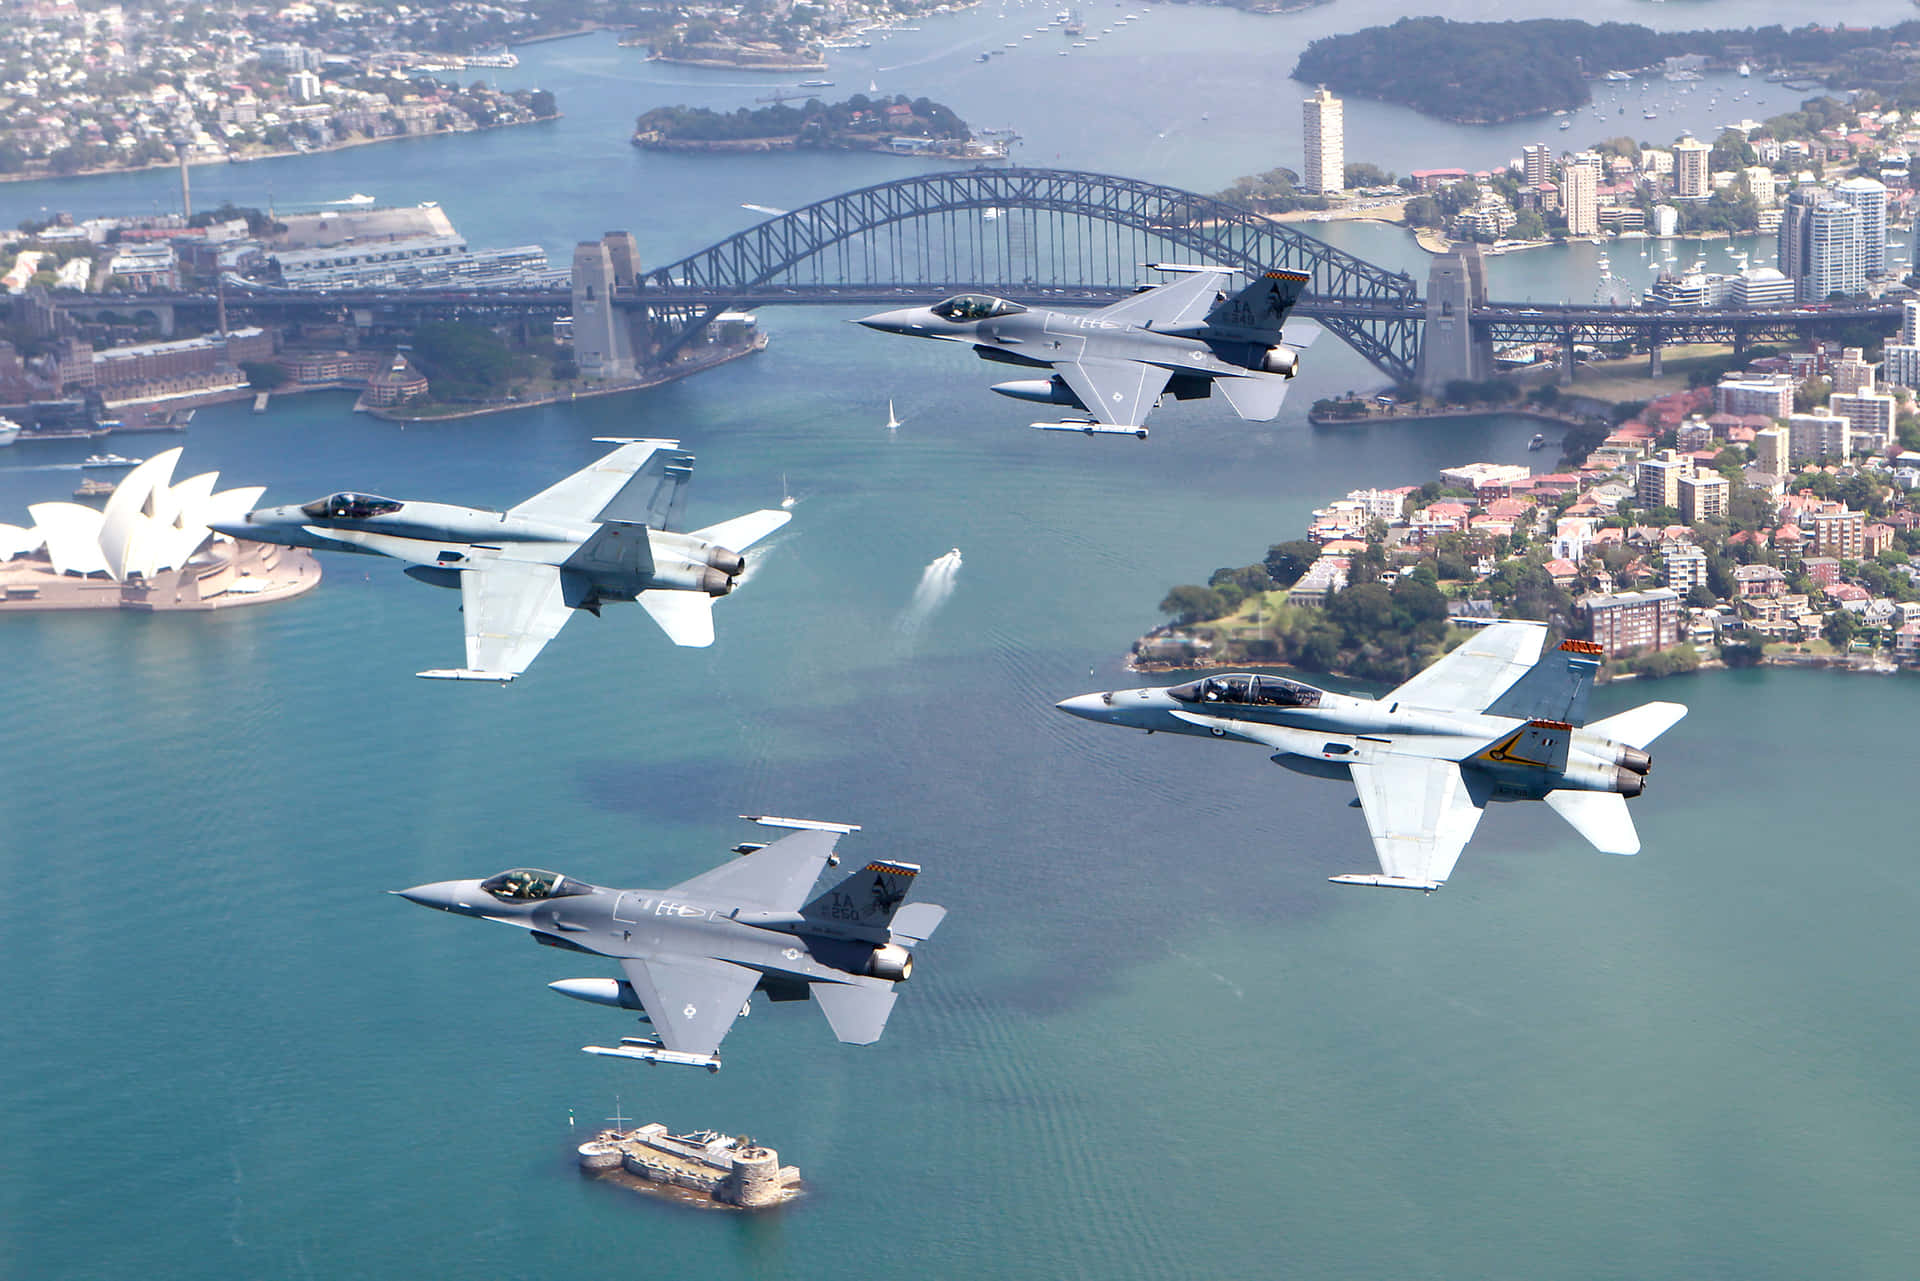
left=1260, top=345, right=1300, bottom=377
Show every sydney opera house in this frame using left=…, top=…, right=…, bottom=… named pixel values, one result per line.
left=0, top=448, right=320, bottom=612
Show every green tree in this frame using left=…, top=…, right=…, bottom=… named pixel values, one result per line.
left=1264, top=540, right=1322, bottom=587
left=1159, top=585, right=1225, bottom=624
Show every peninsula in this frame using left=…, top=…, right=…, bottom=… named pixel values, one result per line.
left=1292, top=18, right=1920, bottom=123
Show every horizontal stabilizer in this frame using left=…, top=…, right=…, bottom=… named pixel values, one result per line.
left=1217, top=373, right=1293, bottom=422
left=691, top=508, right=790, bottom=553
left=638, top=590, right=715, bottom=648
left=1586, top=701, right=1688, bottom=750
left=1544, top=790, right=1640, bottom=855
left=1032, top=420, right=1148, bottom=437
left=1328, top=874, right=1442, bottom=892
left=888, top=902, right=947, bottom=945
left=812, top=982, right=899, bottom=1045
left=416, top=668, right=517, bottom=682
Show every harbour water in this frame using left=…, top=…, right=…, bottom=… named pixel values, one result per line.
left=3, top=4, right=1919, bottom=1278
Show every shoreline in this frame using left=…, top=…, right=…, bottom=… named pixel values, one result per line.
left=1307, top=405, right=1592, bottom=429
left=0, top=112, right=559, bottom=188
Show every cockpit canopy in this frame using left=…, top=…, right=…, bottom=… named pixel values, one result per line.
left=300, top=492, right=403, bottom=521
left=932, top=294, right=1026, bottom=322
left=1168, top=674, right=1323, bottom=709
left=479, top=868, right=590, bottom=902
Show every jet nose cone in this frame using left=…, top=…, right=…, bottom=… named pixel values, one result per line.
left=855, top=307, right=925, bottom=335
left=393, top=880, right=472, bottom=913
left=1055, top=692, right=1112, bottom=721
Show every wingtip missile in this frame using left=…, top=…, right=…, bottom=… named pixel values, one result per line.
left=1328, top=874, right=1443, bottom=892
left=583, top=1039, right=721, bottom=1072
left=417, top=668, right=516, bottom=682
left=1031, top=420, right=1149, bottom=438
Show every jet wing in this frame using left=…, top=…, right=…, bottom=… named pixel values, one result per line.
left=1091, top=269, right=1232, bottom=330
left=1336, top=757, right=1488, bottom=891
left=1384, top=621, right=1549, bottom=713
left=617, top=956, right=759, bottom=1057
left=664, top=828, right=842, bottom=912
left=508, top=439, right=691, bottom=526
left=418, top=560, right=577, bottom=681
left=1054, top=357, right=1173, bottom=428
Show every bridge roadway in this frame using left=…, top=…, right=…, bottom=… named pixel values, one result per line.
left=80, top=282, right=1902, bottom=347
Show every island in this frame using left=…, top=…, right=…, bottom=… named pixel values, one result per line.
left=633, top=94, right=1004, bottom=160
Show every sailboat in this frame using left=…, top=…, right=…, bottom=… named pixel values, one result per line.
left=780, top=473, right=796, bottom=509
left=868, top=78, right=879, bottom=93
left=886, top=399, right=904, bottom=431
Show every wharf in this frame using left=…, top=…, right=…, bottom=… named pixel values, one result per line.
left=577, top=1124, right=800, bottom=1210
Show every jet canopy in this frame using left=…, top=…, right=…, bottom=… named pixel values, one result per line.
left=301, top=492, right=403, bottom=520
left=1168, top=673, right=1323, bottom=709
left=931, top=294, right=1026, bottom=322
left=479, top=868, right=591, bottom=902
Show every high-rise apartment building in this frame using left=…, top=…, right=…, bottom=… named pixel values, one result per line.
left=1806, top=200, right=1865, bottom=301
left=1522, top=143, right=1551, bottom=187
left=1563, top=163, right=1598, bottom=237
left=1834, top=176, right=1889, bottom=278
left=1672, top=136, right=1712, bottom=199
left=1302, top=87, right=1344, bottom=195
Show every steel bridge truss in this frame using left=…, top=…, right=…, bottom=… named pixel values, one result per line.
left=638, top=167, right=1425, bottom=378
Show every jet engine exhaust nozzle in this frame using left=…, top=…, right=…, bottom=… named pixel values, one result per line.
left=1615, top=767, right=1645, bottom=798
left=1261, top=345, right=1300, bottom=377
left=868, top=944, right=914, bottom=982
left=700, top=566, right=735, bottom=597
left=706, top=547, right=746, bottom=577
left=1618, top=747, right=1652, bottom=775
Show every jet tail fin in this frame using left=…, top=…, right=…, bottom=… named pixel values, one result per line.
left=1469, top=719, right=1573, bottom=773
left=1202, top=269, right=1310, bottom=340
left=1586, top=701, right=1688, bottom=750
left=1544, top=790, right=1640, bottom=856
left=802, top=859, right=924, bottom=932
left=1484, top=639, right=1603, bottom=724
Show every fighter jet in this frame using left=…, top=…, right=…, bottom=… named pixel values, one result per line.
left=855, top=265, right=1317, bottom=437
left=210, top=438, right=789, bottom=681
left=394, top=817, right=945, bottom=1071
left=1056, top=622, right=1687, bottom=892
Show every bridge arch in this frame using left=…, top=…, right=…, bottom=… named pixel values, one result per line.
left=643, top=167, right=1423, bottom=378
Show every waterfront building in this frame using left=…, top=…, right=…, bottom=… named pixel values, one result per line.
left=90, top=327, right=272, bottom=395
left=1302, top=87, right=1343, bottom=195
left=289, top=69, right=322, bottom=102
left=105, top=241, right=177, bottom=291
left=1345, top=487, right=1410, bottom=523
left=1581, top=588, right=1685, bottom=656
left=1672, top=136, right=1712, bottom=200
left=1715, top=373, right=1796, bottom=420
left=1743, top=165, right=1777, bottom=206
left=1522, top=143, right=1551, bottom=187
left=1439, top=462, right=1530, bottom=492
left=1652, top=204, right=1679, bottom=237
left=1830, top=347, right=1874, bottom=395
left=1289, top=556, right=1350, bottom=607
left=1776, top=184, right=1824, bottom=293
left=1730, top=267, right=1794, bottom=307
left=1563, top=163, right=1598, bottom=237
left=361, top=354, right=430, bottom=407
left=1829, top=391, right=1894, bottom=453
left=1806, top=200, right=1865, bottom=300
left=1788, top=408, right=1851, bottom=464
left=1678, top=472, right=1729, bottom=524
left=1664, top=544, right=1709, bottom=593
left=1636, top=451, right=1690, bottom=511
left=1833, top=176, right=1889, bottom=278
left=1753, top=425, right=1790, bottom=476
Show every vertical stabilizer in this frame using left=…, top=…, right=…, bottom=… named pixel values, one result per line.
left=802, top=860, right=922, bottom=932
left=1485, top=639, right=1603, bottom=724
left=1202, top=269, right=1310, bottom=339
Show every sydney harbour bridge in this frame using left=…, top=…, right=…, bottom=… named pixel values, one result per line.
left=54, top=168, right=1903, bottom=389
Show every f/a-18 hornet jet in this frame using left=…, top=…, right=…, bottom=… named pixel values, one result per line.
left=210, top=438, right=789, bottom=681
left=856, top=264, right=1318, bottom=437
left=395, top=817, right=945, bottom=1071
left=1057, top=622, right=1687, bottom=892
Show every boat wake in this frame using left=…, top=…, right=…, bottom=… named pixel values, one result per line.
left=895, top=548, right=962, bottom=634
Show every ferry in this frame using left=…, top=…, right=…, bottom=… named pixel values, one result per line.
left=1528, top=433, right=1547, bottom=451
left=798, top=78, right=833, bottom=88
left=0, top=417, right=18, bottom=447
left=80, top=453, right=141, bottom=469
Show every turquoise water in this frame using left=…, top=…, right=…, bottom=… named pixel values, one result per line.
left=4, top=5, right=1920, bottom=1277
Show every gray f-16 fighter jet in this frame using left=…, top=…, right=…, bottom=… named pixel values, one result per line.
left=395, top=817, right=946, bottom=1071
left=1056, top=622, right=1687, bottom=892
left=210, top=438, right=789, bottom=681
left=856, top=265, right=1316, bottom=437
